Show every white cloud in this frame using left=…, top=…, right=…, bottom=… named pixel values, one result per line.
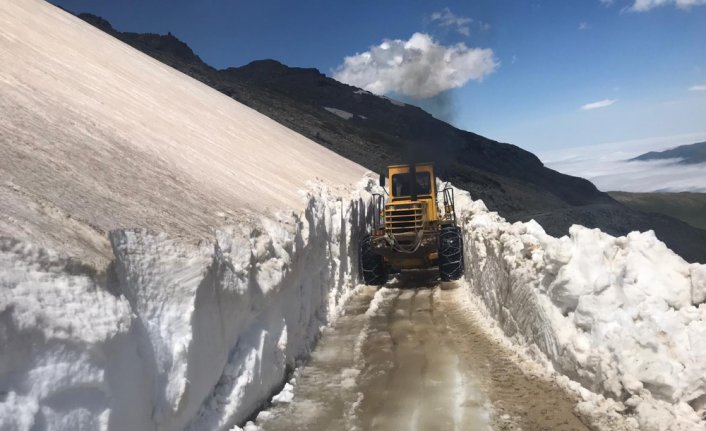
left=629, top=0, right=706, bottom=11
left=430, top=8, right=473, bottom=36
left=333, top=33, right=498, bottom=99
left=690, top=85, right=706, bottom=91
left=579, top=22, right=591, bottom=30
left=581, top=99, right=618, bottom=110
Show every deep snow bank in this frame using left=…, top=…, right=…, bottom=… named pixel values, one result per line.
left=0, top=179, right=375, bottom=431
left=1, top=2, right=371, bottom=428
left=454, top=188, right=706, bottom=429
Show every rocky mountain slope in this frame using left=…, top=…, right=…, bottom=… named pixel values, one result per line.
left=73, top=11, right=706, bottom=263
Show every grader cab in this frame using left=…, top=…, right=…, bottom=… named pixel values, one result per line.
left=359, top=162, right=464, bottom=285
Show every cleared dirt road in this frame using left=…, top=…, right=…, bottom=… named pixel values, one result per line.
left=257, top=276, right=590, bottom=431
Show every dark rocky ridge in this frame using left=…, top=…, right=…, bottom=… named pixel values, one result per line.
left=72, top=11, right=706, bottom=263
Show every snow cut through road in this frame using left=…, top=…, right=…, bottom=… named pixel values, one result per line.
left=254, top=275, right=590, bottom=431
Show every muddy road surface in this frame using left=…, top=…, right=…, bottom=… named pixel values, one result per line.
left=256, top=275, right=590, bottom=431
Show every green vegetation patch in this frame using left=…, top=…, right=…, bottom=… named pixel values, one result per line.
left=609, top=192, right=706, bottom=230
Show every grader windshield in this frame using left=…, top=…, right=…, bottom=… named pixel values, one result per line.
left=391, top=172, right=431, bottom=198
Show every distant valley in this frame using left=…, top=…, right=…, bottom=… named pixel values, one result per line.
left=610, top=142, right=706, bottom=230
left=542, top=136, right=706, bottom=194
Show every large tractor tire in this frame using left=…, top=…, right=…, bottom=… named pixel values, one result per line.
left=359, top=235, right=388, bottom=286
left=439, top=225, right=464, bottom=281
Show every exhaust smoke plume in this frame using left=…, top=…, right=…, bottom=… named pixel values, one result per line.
left=399, top=91, right=459, bottom=124
left=333, top=33, right=497, bottom=99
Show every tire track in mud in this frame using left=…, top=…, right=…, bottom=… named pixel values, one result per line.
left=354, top=287, right=490, bottom=431
left=256, top=279, right=591, bottom=431
left=434, top=287, right=590, bottom=431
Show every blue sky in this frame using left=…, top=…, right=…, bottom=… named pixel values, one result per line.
left=53, top=0, right=706, bottom=154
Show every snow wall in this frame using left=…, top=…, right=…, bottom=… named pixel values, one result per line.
left=3, top=175, right=706, bottom=431
left=454, top=188, right=706, bottom=430
left=0, top=180, right=375, bottom=431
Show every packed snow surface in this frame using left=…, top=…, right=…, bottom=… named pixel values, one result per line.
left=0, top=0, right=364, bottom=267
left=453, top=186, right=706, bottom=430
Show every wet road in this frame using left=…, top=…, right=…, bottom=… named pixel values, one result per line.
left=256, top=277, right=590, bottom=431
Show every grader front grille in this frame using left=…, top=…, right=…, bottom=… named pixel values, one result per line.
left=384, top=203, right=424, bottom=234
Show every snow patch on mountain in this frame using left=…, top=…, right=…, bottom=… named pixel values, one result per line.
left=381, top=96, right=406, bottom=107
left=454, top=187, right=706, bottom=429
left=323, top=107, right=354, bottom=120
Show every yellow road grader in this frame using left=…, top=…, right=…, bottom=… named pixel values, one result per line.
left=359, top=162, right=464, bottom=285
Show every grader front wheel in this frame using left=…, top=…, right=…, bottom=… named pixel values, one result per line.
left=359, top=235, right=388, bottom=286
left=439, top=226, right=464, bottom=281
